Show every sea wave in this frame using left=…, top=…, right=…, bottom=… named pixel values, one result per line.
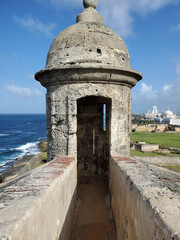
left=0, top=133, right=12, bottom=137
left=12, top=142, right=40, bottom=155
left=0, top=142, right=40, bottom=171
left=38, top=137, right=46, bottom=140
left=11, top=130, right=23, bottom=134
left=24, top=131, right=38, bottom=135
left=0, top=161, right=7, bottom=167
left=0, top=114, right=46, bottom=174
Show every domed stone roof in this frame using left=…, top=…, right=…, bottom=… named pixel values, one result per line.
left=46, top=1, right=131, bottom=71
left=46, top=22, right=131, bottom=70
left=35, top=0, right=142, bottom=87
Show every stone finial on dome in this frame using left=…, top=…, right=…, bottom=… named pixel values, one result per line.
left=77, top=0, right=103, bottom=23
left=83, top=0, right=97, bottom=9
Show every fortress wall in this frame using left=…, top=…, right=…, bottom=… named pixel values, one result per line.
left=175, top=127, right=180, bottom=132
left=0, top=156, right=77, bottom=240
left=135, top=126, right=155, bottom=132
left=110, top=157, right=180, bottom=240
left=135, top=124, right=168, bottom=132
left=1, top=155, right=179, bottom=240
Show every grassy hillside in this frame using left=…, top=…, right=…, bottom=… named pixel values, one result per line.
left=130, top=132, right=180, bottom=149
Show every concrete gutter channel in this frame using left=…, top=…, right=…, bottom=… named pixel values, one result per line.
left=0, top=156, right=180, bottom=239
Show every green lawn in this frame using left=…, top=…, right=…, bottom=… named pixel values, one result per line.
left=130, top=150, right=162, bottom=156
left=163, top=165, right=180, bottom=172
left=130, top=150, right=180, bottom=157
left=131, top=132, right=180, bottom=149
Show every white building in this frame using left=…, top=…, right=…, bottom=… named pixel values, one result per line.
left=152, top=106, right=158, bottom=115
left=154, top=109, right=180, bottom=126
left=145, top=106, right=159, bottom=119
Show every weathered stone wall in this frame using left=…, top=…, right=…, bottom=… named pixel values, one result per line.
left=110, top=157, right=180, bottom=240
left=135, top=125, right=155, bottom=132
left=133, top=155, right=180, bottom=166
left=0, top=157, right=77, bottom=240
left=46, top=82, right=132, bottom=167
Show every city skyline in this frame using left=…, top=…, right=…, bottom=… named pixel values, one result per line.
left=134, top=106, right=180, bottom=115
left=0, top=0, right=180, bottom=113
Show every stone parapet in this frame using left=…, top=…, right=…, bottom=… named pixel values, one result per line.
left=133, top=156, right=180, bottom=166
left=0, top=156, right=77, bottom=240
left=110, top=157, right=180, bottom=240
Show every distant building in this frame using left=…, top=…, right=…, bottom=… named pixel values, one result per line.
left=145, top=106, right=160, bottom=119
left=154, top=109, right=180, bottom=126
left=152, top=106, right=158, bottom=115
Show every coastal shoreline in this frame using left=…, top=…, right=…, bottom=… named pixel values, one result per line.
left=0, top=139, right=47, bottom=183
left=0, top=113, right=47, bottom=174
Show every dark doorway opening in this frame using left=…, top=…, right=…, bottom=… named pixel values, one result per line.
left=77, top=96, right=111, bottom=177
left=72, top=96, right=116, bottom=240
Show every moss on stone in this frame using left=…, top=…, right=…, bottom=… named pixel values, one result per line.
left=41, top=152, right=47, bottom=161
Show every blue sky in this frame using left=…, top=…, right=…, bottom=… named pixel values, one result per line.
left=0, top=0, right=180, bottom=114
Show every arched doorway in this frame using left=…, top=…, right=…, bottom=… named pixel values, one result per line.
left=77, top=96, right=111, bottom=177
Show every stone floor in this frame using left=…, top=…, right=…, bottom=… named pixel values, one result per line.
left=70, top=176, right=116, bottom=240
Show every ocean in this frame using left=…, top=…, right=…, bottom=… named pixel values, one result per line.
left=0, top=114, right=46, bottom=174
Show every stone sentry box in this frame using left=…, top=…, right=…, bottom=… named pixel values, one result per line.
left=35, top=0, right=142, bottom=177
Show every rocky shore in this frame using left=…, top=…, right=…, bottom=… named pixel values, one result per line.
left=0, top=139, right=47, bottom=183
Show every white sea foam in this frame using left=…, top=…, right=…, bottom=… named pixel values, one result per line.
left=12, top=130, right=23, bottom=134
left=0, top=161, right=6, bottom=167
left=13, top=142, right=40, bottom=155
left=0, top=134, right=11, bottom=137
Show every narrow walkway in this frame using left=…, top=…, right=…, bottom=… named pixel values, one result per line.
left=70, top=176, right=116, bottom=240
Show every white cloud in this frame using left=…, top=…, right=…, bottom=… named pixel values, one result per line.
left=14, top=15, right=56, bottom=37
left=140, top=83, right=158, bottom=99
left=33, top=89, right=42, bottom=96
left=171, top=23, right=180, bottom=32
left=162, top=84, right=173, bottom=93
left=133, top=58, right=180, bottom=112
left=34, top=0, right=180, bottom=37
left=100, top=2, right=133, bottom=37
left=5, top=84, right=42, bottom=98
left=101, top=0, right=180, bottom=37
left=132, top=79, right=180, bottom=112
left=131, top=0, right=178, bottom=13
